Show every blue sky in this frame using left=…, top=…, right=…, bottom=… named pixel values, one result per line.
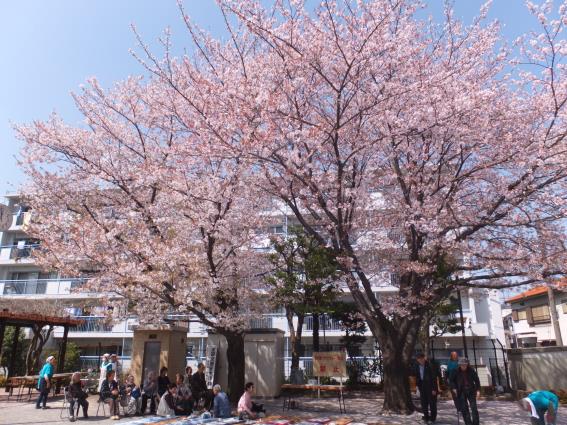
left=0, top=1, right=540, bottom=196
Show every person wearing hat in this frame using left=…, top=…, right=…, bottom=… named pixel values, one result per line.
left=415, top=352, right=441, bottom=424
left=98, top=354, right=112, bottom=392
left=519, top=390, right=558, bottom=425
left=36, top=355, right=56, bottom=409
left=109, top=354, right=121, bottom=382
left=450, top=358, right=481, bottom=425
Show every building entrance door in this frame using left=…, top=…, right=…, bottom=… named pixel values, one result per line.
left=142, top=341, right=161, bottom=384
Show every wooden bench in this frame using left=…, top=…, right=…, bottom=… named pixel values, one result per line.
left=280, top=384, right=347, bottom=414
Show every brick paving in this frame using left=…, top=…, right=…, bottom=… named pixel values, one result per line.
left=0, top=393, right=566, bottom=425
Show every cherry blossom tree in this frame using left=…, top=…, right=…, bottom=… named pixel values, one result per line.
left=17, top=0, right=567, bottom=414
left=167, top=0, right=566, bottom=412
left=17, top=75, right=269, bottom=400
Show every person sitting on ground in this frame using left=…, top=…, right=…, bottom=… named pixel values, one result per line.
left=237, top=382, right=265, bottom=419
left=157, top=366, right=171, bottom=398
left=519, top=390, right=559, bottom=425
left=141, top=370, right=158, bottom=415
left=175, top=373, right=193, bottom=415
left=212, top=384, right=231, bottom=418
left=450, top=358, right=481, bottom=425
left=67, top=372, right=89, bottom=422
left=157, top=383, right=186, bottom=417
left=191, top=363, right=211, bottom=409
left=36, top=355, right=55, bottom=410
left=100, top=370, right=120, bottom=420
left=122, top=374, right=142, bottom=416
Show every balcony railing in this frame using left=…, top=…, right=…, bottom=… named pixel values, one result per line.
left=0, top=244, right=40, bottom=260
left=0, top=278, right=87, bottom=295
left=72, top=316, right=114, bottom=333
left=304, top=315, right=343, bottom=331
left=249, top=317, right=274, bottom=329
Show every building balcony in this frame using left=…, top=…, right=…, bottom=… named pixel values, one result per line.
left=0, top=244, right=40, bottom=264
left=0, top=278, right=88, bottom=297
left=54, top=317, right=137, bottom=338
left=0, top=211, right=32, bottom=231
left=304, top=315, right=343, bottom=332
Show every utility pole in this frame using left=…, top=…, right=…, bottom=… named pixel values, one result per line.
left=548, top=286, right=563, bottom=346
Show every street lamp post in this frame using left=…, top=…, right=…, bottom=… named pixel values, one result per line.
left=457, top=289, right=469, bottom=359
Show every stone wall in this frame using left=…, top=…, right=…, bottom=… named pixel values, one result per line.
left=507, top=346, right=567, bottom=391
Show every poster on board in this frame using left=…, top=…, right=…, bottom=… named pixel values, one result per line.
left=312, top=351, right=346, bottom=378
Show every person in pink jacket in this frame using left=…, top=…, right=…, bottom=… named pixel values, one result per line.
left=237, top=382, right=265, bottom=419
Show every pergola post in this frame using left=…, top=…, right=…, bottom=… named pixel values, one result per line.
left=55, top=325, right=69, bottom=394
left=6, top=325, right=20, bottom=393
left=0, top=321, right=6, bottom=358
left=57, top=325, right=69, bottom=374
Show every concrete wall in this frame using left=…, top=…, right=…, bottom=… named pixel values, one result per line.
left=507, top=346, right=567, bottom=391
left=208, top=329, right=285, bottom=398
left=130, top=325, right=187, bottom=385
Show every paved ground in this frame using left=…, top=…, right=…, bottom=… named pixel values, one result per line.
left=1, top=393, right=566, bottom=425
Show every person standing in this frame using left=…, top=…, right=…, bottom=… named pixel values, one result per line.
left=415, top=353, right=441, bottom=424
left=450, top=358, right=481, bottom=425
left=98, top=354, right=112, bottom=391
left=157, top=367, right=171, bottom=398
left=36, top=356, right=55, bottom=409
left=109, top=354, right=121, bottom=382
left=184, top=366, right=193, bottom=387
left=446, top=351, right=459, bottom=383
left=192, top=363, right=210, bottom=409
left=519, top=390, right=559, bottom=425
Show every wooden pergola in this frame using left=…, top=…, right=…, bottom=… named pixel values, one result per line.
left=0, top=311, right=83, bottom=382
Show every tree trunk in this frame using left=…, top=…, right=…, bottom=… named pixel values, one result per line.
left=312, top=313, right=320, bottom=352
left=381, top=344, right=414, bottom=414
left=224, top=332, right=245, bottom=403
left=365, top=315, right=422, bottom=414
left=26, top=324, right=54, bottom=375
left=287, top=309, right=304, bottom=370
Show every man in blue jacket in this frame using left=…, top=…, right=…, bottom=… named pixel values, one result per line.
left=520, top=390, right=558, bottom=425
left=212, top=384, right=231, bottom=418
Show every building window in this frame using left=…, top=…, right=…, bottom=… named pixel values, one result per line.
left=270, top=225, right=285, bottom=235
left=517, top=310, right=527, bottom=321
left=530, top=305, right=550, bottom=323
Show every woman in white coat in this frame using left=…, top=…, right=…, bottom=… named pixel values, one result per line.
left=97, top=354, right=111, bottom=392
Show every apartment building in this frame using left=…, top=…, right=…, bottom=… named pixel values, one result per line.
left=0, top=194, right=507, bottom=381
left=505, top=284, right=567, bottom=348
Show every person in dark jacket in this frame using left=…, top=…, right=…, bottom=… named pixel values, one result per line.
left=191, top=363, right=211, bottom=409
left=157, top=367, right=171, bottom=397
left=141, top=370, right=158, bottom=415
left=157, top=383, right=186, bottom=417
left=100, top=370, right=120, bottom=420
left=67, top=372, right=89, bottom=422
left=415, top=353, right=441, bottom=424
left=450, top=358, right=481, bottom=425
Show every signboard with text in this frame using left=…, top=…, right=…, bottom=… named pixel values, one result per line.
left=312, top=351, right=346, bottom=378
